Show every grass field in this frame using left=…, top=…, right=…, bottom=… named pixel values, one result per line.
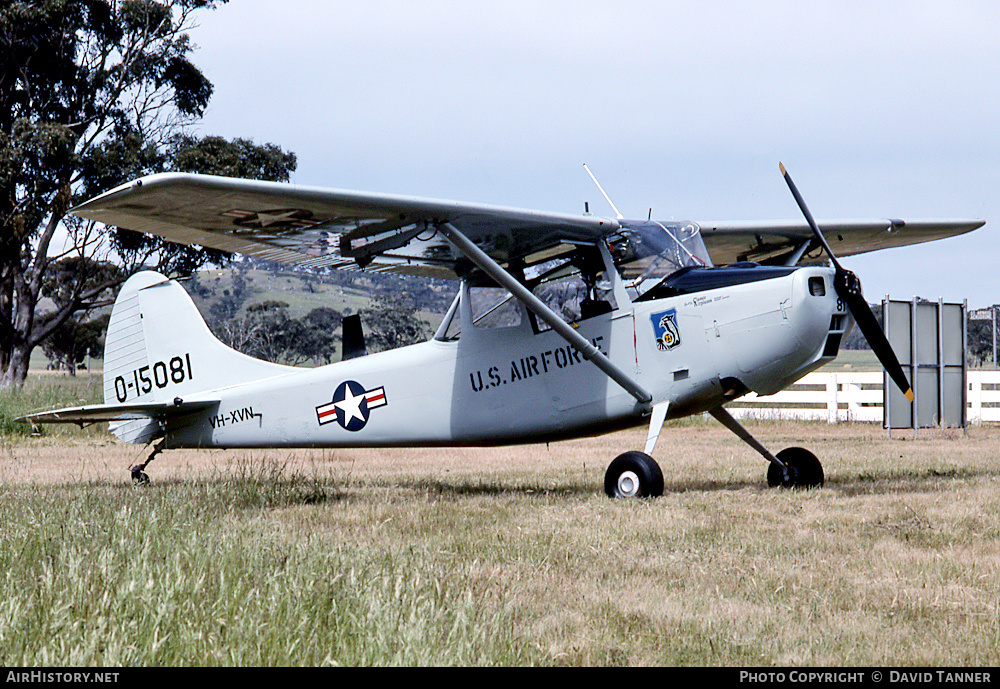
left=2, top=372, right=999, bottom=666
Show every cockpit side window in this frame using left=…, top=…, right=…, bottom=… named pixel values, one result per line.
left=525, top=248, right=617, bottom=333
left=435, top=284, right=525, bottom=342
left=469, top=286, right=523, bottom=329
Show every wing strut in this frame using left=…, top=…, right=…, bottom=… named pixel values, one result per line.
left=437, top=222, right=652, bottom=405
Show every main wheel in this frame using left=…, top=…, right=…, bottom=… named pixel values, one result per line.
left=604, top=451, right=664, bottom=498
left=766, top=447, right=824, bottom=489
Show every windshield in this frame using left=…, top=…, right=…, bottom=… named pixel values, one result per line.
left=609, top=220, right=712, bottom=300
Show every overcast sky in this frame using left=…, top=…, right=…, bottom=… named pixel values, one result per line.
left=185, top=1, right=998, bottom=306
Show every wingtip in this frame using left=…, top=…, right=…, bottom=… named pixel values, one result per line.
left=905, top=388, right=915, bottom=403
left=779, top=161, right=787, bottom=176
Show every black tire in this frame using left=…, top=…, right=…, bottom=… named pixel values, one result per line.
left=766, top=447, right=824, bottom=489
left=604, top=451, right=664, bottom=498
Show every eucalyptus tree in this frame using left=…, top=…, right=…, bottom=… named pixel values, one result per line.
left=0, top=0, right=295, bottom=387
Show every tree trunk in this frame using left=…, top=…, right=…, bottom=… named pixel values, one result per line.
left=0, top=344, right=31, bottom=389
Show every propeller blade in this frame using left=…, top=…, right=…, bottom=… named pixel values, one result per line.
left=779, top=163, right=914, bottom=403
left=779, top=162, right=844, bottom=272
left=841, top=287, right=915, bottom=403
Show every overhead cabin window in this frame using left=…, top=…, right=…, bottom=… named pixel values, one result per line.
left=610, top=221, right=712, bottom=301
left=526, top=247, right=617, bottom=333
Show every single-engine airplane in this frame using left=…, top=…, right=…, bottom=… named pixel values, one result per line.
left=20, top=164, right=984, bottom=496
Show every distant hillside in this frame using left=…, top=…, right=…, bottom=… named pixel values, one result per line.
left=182, top=260, right=457, bottom=332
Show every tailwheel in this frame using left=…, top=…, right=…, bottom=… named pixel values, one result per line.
left=130, top=439, right=165, bottom=485
left=767, top=447, right=824, bottom=489
left=605, top=451, right=664, bottom=498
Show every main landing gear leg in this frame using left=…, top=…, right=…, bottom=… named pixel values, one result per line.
left=708, top=406, right=824, bottom=489
left=131, top=438, right=166, bottom=485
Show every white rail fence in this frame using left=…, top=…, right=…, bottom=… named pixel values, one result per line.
left=728, top=370, right=1000, bottom=424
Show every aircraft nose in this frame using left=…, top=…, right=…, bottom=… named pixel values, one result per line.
left=792, top=266, right=854, bottom=361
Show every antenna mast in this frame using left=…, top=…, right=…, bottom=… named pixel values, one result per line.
left=583, top=164, right=624, bottom=220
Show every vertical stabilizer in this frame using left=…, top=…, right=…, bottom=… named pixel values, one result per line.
left=103, top=271, right=292, bottom=442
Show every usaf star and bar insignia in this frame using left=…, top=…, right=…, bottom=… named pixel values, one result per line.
left=316, top=380, right=388, bottom=431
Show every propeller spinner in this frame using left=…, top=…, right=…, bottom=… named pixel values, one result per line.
left=780, top=163, right=915, bottom=403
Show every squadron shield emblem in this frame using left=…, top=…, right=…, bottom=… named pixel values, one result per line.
left=650, top=309, right=681, bottom=351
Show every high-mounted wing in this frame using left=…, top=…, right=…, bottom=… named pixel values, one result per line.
left=71, top=173, right=984, bottom=274
left=71, top=173, right=620, bottom=279
left=697, top=218, right=984, bottom=266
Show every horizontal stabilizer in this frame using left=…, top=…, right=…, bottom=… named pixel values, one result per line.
left=17, top=399, right=217, bottom=426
